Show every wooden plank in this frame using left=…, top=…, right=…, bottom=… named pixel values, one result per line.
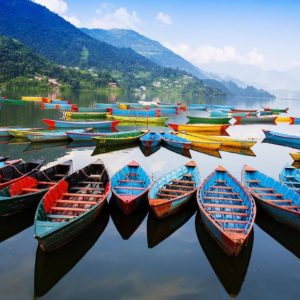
left=160, top=188, right=186, bottom=194
left=210, top=186, right=233, bottom=190
left=166, top=183, right=194, bottom=189
left=70, top=187, right=103, bottom=191
left=208, top=210, right=247, bottom=217
left=215, top=180, right=226, bottom=183
left=250, top=187, right=273, bottom=191
left=79, top=181, right=102, bottom=185
left=62, top=193, right=103, bottom=198
left=119, top=179, right=145, bottom=183
left=50, top=206, right=88, bottom=212
left=56, top=200, right=97, bottom=205
left=270, top=199, right=293, bottom=203
left=22, top=188, right=40, bottom=192
left=47, top=214, right=74, bottom=219
left=256, top=193, right=283, bottom=197
left=114, top=186, right=145, bottom=190
left=223, top=228, right=245, bottom=232
left=216, top=219, right=248, bottom=224
left=204, top=196, right=242, bottom=201
left=171, top=179, right=195, bottom=185
left=246, top=180, right=260, bottom=183
left=204, top=203, right=248, bottom=210
left=280, top=205, right=300, bottom=209
left=38, top=181, right=56, bottom=185
left=183, top=174, right=192, bottom=177
left=157, top=193, right=173, bottom=198
left=206, top=191, right=238, bottom=195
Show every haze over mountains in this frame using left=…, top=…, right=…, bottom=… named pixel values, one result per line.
left=0, top=0, right=274, bottom=98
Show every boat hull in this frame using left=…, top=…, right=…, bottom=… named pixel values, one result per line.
left=290, top=152, right=300, bottom=161
left=43, top=119, right=119, bottom=129
left=107, top=115, right=169, bottom=124
left=168, top=123, right=230, bottom=134
left=234, top=116, right=276, bottom=125
left=187, top=116, right=231, bottom=124
left=263, top=130, right=300, bottom=146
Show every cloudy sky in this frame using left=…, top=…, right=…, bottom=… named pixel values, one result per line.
left=33, top=0, right=300, bottom=75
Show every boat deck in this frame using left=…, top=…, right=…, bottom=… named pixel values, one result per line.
left=114, top=172, right=148, bottom=196
left=281, top=175, right=300, bottom=192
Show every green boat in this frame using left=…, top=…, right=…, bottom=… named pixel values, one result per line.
left=93, top=130, right=148, bottom=146
left=187, top=116, right=232, bottom=124
left=107, top=115, right=169, bottom=124
left=62, top=111, right=107, bottom=120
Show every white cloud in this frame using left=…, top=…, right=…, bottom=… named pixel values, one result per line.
left=164, top=42, right=265, bottom=66
left=89, top=7, right=141, bottom=30
left=64, top=15, right=81, bottom=27
left=156, top=12, right=172, bottom=25
left=32, top=0, right=68, bottom=14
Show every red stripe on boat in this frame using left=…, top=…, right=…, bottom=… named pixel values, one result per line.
left=220, top=124, right=230, bottom=134
left=43, top=119, right=56, bottom=128
left=9, top=176, right=38, bottom=196
left=290, top=117, right=295, bottom=125
left=168, top=123, right=178, bottom=131
left=233, top=116, right=241, bottom=125
left=112, top=121, right=120, bottom=127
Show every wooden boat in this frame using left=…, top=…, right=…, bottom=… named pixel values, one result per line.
left=43, top=119, right=119, bottom=129
left=168, top=123, right=230, bottom=134
left=187, top=116, right=232, bottom=124
left=195, top=213, right=254, bottom=296
left=139, top=144, right=161, bottom=157
left=0, top=161, right=72, bottom=216
left=34, top=207, right=109, bottom=297
left=290, top=117, right=300, bottom=125
left=77, top=107, right=107, bottom=113
left=231, top=109, right=257, bottom=113
left=211, top=104, right=235, bottom=110
left=263, top=130, right=300, bottom=146
left=21, top=96, right=44, bottom=101
left=8, top=128, right=44, bottom=138
left=290, top=152, right=300, bottom=161
left=263, top=107, right=289, bottom=113
left=197, top=166, right=256, bottom=256
left=242, top=165, right=300, bottom=230
left=66, top=130, right=132, bottom=141
left=107, top=114, right=169, bottom=124
left=111, top=161, right=151, bottom=214
left=275, top=116, right=292, bottom=123
left=160, top=132, right=191, bottom=149
left=220, top=146, right=256, bottom=157
left=26, top=129, right=88, bottom=142
left=179, top=132, right=256, bottom=149
left=279, top=166, right=300, bottom=193
left=149, top=161, right=200, bottom=218
left=234, top=115, right=277, bottom=125
left=93, top=130, right=148, bottom=146
left=147, top=201, right=196, bottom=248
left=109, top=108, right=177, bottom=117
left=0, top=159, right=45, bottom=191
left=140, top=132, right=161, bottom=148
left=176, top=132, right=221, bottom=150
left=95, top=103, right=117, bottom=108
left=210, top=111, right=257, bottom=118
left=34, top=160, right=110, bottom=252
left=62, top=111, right=106, bottom=120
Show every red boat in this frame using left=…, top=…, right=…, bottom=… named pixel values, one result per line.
left=230, top=109, right=257, bottom=113
left=111, top=161, right=151, bottom=215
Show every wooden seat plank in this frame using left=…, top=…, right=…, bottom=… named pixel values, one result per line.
left=157, top=193, right=173, bottom=198
left=216, top=219, right=248, bottom=224
left=223, top=228, right=245, bottom=232
left=119, top=179, right=145, bottom=183
left=246, top=179, right=260, bottom=183
left=270, top=199, right=293, bottom=203
left=38, top=181, right=56, bottom=185
left=22, top=188, right=40, bottom=192
left=47, top=214, right=74, bottom=219
left=62, top=193, right=103, bottom=198
left=204, top=196, right=242, bottom=201
left=204, top=203, right=248, bottom=210
left=70, top=187, right=103, bottom=191
left=210, top=186, right=233, bottom=190
left=160, top=188, right=186, bottom=194
left=206, top=191, right=238, bottom=195
left=166, top=184, right=194, bottom=189
left=251, top=187, right=274, bottom=191
left=280, top=205, right=300, bottom=209
left=50, top=206, right=88, bottom=212
left=208, top=210, right=247, bottom=217
left=215, top=180, right=226, bottom=183
left=171, top=179, right=194, bottom=185
left=256, top=193, right=283, bottom=197
left=56, top=200, right=97, bottom=205
left=114, top=186, right=145, bottom=190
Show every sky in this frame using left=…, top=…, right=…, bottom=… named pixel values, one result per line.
left=32, top=0, right=300, bottom=76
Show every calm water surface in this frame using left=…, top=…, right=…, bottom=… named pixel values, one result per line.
left=0, top=90, right=299, bottom=300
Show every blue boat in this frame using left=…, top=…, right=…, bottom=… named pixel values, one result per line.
left=78, top=107, right=107, bottom=113
left=111, top=161, right=151, bottom=215
left=149, top=161, right=200, bottom=218
left=242, top=165, right=300, bottom=230
left=67, top=130, right=134, bottom=141
left=26, top=129, right=88, bottom=142
left=279, top=166, right=300, bottom=193
left=43, top=119, right=119, bottom=129
left=197, top=165, right=256, bottom=256
left=95, top=103, right=117, bottom=108
left=188, top=104, right=208, bottom=111
left=111, top=108, right=157, bottom=117
left=263, top=130, right=300, bottom=147
left=211, top=105, right=235, bottom=110
left=160, top=132, right=191, bottom=149
left=42, top=103, right=76, bottom=110
left=51, top=100, right=70, bottom=105
left=140, top=132, right=161, bottom=148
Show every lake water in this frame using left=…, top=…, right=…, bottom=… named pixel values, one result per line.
left=0, top=89, right=300, bottom=300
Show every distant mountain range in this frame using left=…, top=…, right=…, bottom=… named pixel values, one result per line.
left=0, top=0, right=274, bottom=98
left=82, top=28, right=274, bottom=98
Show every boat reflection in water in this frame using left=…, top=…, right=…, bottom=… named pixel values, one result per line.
left=67, top=140, right=96, bottom=149
left=255, top=210, right=300, bottom=259
left=0, top=209, right=35, bottom=243
left=163, top=144, right=192, bottom=158
left=139, top=144, right=161, bottom=157
left=23, top=141, right=68, bottom=152
left=191, top=146, right=221, bottom=158
left=292, top=161, right=300, bottom=169
left=220, top=145, right=256, bottom=157
left=147, top=201, right=196, bottom=248
left=262, top=138, right=300, bottom=151
left=195, top=213, right=254, bottom=297
left=92, top=143, right=137, bottom=156
left=109, top=196, right=149, bottom=240
left=34, top=205, right=109, bottom=298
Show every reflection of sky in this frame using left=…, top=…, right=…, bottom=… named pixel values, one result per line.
left=0, top=96, right=300, bottom=299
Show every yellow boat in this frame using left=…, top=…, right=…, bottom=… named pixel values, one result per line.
left=168, top=123, right=230, bottom=134
left=290, top=152, right=300, bottom=161
left=220, top=146, right=256, bottom=157
left=177, top=132, right=221, bottom=150
left=21, top=96, right=44, bottom=101
left=191, top=146, right=221, bottom=158
left=180, top=132, right=256, bottom=149
left=275, top=116, right=292, bottom=123
left=107, top=115, right=169, bottom=124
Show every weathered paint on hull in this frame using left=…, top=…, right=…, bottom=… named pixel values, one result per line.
left=234, top=116, right=276, bottom=125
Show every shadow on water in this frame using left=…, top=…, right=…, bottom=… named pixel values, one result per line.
left=255, top=209, right=300, bottom=259
left=147, top=201, right=197, bottom=248
left=220, top=146, right=256, bottom=157
left=262, top=138, right=300, bottom=150
left=195, top=213, right=254, bottom=298
left=139, top=144, right=161, bottom=157
left=66, top=140, right=96, bottom=149
left=0, top=209, right=35, bottom=243
left=109, top=196, right=149, bottom=240
left=23, top=141, right=68, bottom=152
left=163, top=144, right=192, bottom=158
left=34, top=204, right=110, bottom=298
left=191, top=146, right=222, bottom=158
left=92, top=143, right=138, bottom=156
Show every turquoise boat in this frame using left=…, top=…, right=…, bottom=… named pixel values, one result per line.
left=140, top=132, right=161, bottom=148
left=149, top=161, right=200, bottom=218
left=26, top=129, right=88, bottom=142
left=263, top=130, right=300, bottom=147
left=43, top=119, right=120, bottom=129
left=78, top=107, right=107, bottom=113
left=67, top=130, right=134, bottom=141
left=111, top=161, right=151, bottom=214
left=95, top=103, right=117, bottom=108
left=242, top=165, right=300, bottom=230
left=0, top=161, right=72, bottom=216
left=160, top=132, right=191, bottom=149
left=197, top=165, right=256, bottom=256
left=279, top=166, right=300, bottom=193
left=34, top=160, right=110, bottom=252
